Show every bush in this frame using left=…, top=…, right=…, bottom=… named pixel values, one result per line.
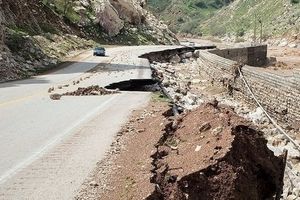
left=180, top=21, right=199, bottom=34
left=5, top=30, right=27, bottom=53
left=210, top=26, right=227, bottom=36
left=291, top=0, right=299, bottom=4
left=236, top=28, right=245, bottom=37
left=194, top=1, right=207, bottom=9
left=40, top=23, right=58, bottom=34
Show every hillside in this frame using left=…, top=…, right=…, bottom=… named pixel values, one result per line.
left=0, top=0, right=178, bottom=82
left=147, top=0, right=300, bottom=39
left=201, top=0, right=300, bottom=39
left=146, top=0, right=233, bottom=35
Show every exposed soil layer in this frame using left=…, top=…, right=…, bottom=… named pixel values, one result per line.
left=149, top=103, right=285, bottom=200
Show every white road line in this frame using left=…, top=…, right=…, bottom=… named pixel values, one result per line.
left=0, top=94, right=120, bottom=185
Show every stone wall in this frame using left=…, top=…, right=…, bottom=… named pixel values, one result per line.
left=198, top=51, right=300, bottom=127
left=210, top=45, right=267, bottom=67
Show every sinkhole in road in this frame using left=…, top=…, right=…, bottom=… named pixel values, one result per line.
left=105, top=79, right=159, bottom=92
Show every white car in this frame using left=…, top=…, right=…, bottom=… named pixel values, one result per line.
left=189, top=42, right=195, bottom=47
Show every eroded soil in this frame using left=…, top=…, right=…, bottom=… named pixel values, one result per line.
left=149, top=103, right=285, bottom=200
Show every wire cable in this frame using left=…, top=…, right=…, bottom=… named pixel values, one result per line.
left=238, top=67, right=300, bottom=151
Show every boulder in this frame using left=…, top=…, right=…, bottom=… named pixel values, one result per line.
left=96, top=0, right=124, bottom=36
left=193, top=50, right=200, bottom=58
left=169, top=54, right=181, bottom=64
left=94, top=0, right=124, bottom=36
left=185, top=52, right=193, bottom=58
left=278, top=39, right=288, bottom=47
left=110, top=0, right=143, bottom=25
left=288, top=43, right=297, bottom=48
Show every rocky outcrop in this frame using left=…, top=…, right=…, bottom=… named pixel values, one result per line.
left=94, top=0, right=124, bottom=36
left=1, top=0, right=76, bottom=35
left=110, top=0, right=143, bottom=25
left=92, top=0, right=178, bottom=43
left=93, top=0, right=145, bottom=36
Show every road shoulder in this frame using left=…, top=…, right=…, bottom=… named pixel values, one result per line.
left=76, top=93, right=170, bottom=200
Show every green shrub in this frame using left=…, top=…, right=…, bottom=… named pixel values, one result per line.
left=194, top=1, right=207, bottom=9
left=5, top=30, right=27, bottom=53
left=180, top=20, right=199, bottom=33
left=210, top=26, right=227, bottom=36
left=236, top=27, right=245, bottom=37
left=40, top=23, right=58, bottom=34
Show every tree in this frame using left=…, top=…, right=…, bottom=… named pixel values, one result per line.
left=63, top=0, right=75, bottom=16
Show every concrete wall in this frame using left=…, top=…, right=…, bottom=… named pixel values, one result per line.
left=198, top=51, right=300, bottom=126
left=210, top=45, right=267, bottom=67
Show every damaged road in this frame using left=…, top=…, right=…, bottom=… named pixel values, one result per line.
left=0, top=45, right=184, bottom=199
left=0, top=44, right=292, bottom=200
left=80, top=47, right=294, bottom=200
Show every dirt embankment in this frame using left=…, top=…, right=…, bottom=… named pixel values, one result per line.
left=148, top=102, right=285, bottom=200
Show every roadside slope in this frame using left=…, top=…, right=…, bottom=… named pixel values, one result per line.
left=0, top=0, right=178, bottom=82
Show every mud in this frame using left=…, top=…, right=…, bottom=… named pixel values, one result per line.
left=148, top=103, right=285, bottom=200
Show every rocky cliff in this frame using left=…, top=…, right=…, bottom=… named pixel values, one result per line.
left=84, top=0, right=178, bottom=44
left=0, top=0, right=177, bottom=82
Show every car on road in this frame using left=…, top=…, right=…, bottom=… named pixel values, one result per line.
left=93, top=47, right=106, bottom=56
left=189, top=42, right=195, bottom=47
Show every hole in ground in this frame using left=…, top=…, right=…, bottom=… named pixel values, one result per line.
left=105, top=79, right=159, bottom=92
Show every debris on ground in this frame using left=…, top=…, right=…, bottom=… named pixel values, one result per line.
left=63, top=85, right=120, bottom=96
left=149, top=103, right=285, bottom=200
left=48, top=87, right=54, bottom=93
left=151, top=51, right=204, bottom=110
left=49, top=93, right=62, bottom=100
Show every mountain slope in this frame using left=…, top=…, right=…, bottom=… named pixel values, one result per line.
left=147, top=0, right=300, bottom=39
left=146, top=0, right=233, bottom=34
left=200, top=0, right=300, bottom=38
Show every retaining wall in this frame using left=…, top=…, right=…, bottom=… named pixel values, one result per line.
left=140, top=44, right=299, bottom=126
left=198, top=51, right=300, bottom=127
left=209, top=45, right=268, bottom=67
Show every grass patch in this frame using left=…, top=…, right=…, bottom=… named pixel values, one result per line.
left=152, top=91, right=170, bottom=103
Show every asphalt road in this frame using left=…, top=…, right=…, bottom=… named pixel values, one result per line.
left=0, top=45, right=180, bottom=200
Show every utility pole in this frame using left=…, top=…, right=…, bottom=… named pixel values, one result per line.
left=259, top=19, right=263, bottom=44
left=254, top=14, right=257, bottom=43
